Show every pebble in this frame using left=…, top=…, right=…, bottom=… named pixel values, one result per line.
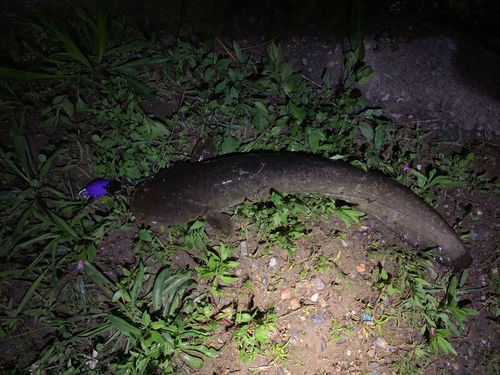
left=385, top=345, right=396, bottom=353
left=471, top=228, right=490, bottom=240
left=311, top=314, right=326, bottom=324
left=371, top=370, right=380, bottom=375
left=262, top=277, right=268, bottom=286
left=289, top=297, right=301, bottom=310
left=291, top=331, right=301, bottom=338
left=240, top=241, right=247, bottom=256
left=375, top=337, right=388, bottom=347
left=320, top=338, right=326, bottom=351
left=280, top=289, right=292, bottom=300
left=310, top=293, right=319, bottom=302
left=269, top=257, right=278, bottom=270
left=367, top=350, right=376, bottom=358
left=315, top=277, right=325, bottom=291
left=370, top=362, right=380, bottom=368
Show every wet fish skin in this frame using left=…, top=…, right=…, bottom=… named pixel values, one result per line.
left=130, top=154, right=472, bottom=271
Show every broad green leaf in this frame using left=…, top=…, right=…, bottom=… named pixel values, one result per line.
left=255, top=326, right=269, bottom=343
left=139, top=229, right=153, bottom=242
left=374, top=125, right=384, bottom=149
left=125, top=77, right=155, bottom=102
left=131, top=262, right=145, bottom=308
left=289, top=102, right=306, bottom=122
left=142, top=311, right=151, bottom=328
left=179, top=352, right=204, bottom=369
left=152, top=269, right=171, bottom=311
left=39, top=149, right=68, bottom=181
left=233, top=40, right=242, bottom=63
left=359, top=122, right=374, bottom=141
left=86, top=243, right=97, bottom=262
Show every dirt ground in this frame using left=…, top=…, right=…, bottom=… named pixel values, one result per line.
left=1, top=1, right=500, bottom=374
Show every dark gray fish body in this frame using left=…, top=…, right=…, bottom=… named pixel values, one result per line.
left=130, top=154, right=472, bottom=271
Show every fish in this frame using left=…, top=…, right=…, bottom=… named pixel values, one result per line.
left=130, top=154, right=473, bottom=271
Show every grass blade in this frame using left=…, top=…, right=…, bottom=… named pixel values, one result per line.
left=16, top=270, right=47, bottom=316
left=96, top=1, right=110, bottom=64
left=0, top=67, right=73, bottom=81
left=108, top=314, right=142, bottom=338
left=83, top=261, right=118, bottom=298
left=50, top=25, right=94, bottom=71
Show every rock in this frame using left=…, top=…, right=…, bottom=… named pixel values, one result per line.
left=311, top=314, right=326, bottom=324
left=375, top=337, right=388, bottom=347
left=240, top=241, right=248, bottom=256
left=367, top=349, right=376, bottom=358
left=280, top=288, right=292, bottom=300
left=320, top=338, right=326, bottom=351
left=269, top=257, right=278, bottom=270
left=289, top=297, right=301, bottom=310
left=310, top=293, right=319, bottom=302
left=315, top=277, right=325, bottom=291
left=385, top=345, right=396, bottom=353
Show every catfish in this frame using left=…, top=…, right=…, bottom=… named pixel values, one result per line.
left=130, top=154, right=472, bottom=271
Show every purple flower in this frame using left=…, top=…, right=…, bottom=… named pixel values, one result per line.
left=77, top=260, right=84, bottom=270
left=403, top=166, right=410, bottom=172
left=431, top=327, right=435, bottom=336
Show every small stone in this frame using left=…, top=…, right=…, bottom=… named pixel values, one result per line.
left=367, top=350, right=376, bottom=358
left=356, top=264, right=366, bottom=273
left=281, top=289, right=292, bottom=300
left=311, top=314, right=326, bottom=324
left=370, top=362, right=379, bottom=368
left=375, top=338, right=388, bottom=347
left=315, top=277, right=325, bottom=291
left=262, top=277, right=268, bottom=286
left=240, top=241, right=248, bottom=256
left=385, top=345, right=396, bottom=353
left=289, top=297, right=301, bottom=310
left=371, top=370, right=380, bottom=375
left=320, top=338, right=326, bottom=351
left=218, top=338, right=224, bottom=343
left=346, top=350, right=351, bottom=356
left=310, top=293, right=319, bottom=302
left=269, top=257, right=278, bottom=270
left=291, top=331, right=301, bottom=338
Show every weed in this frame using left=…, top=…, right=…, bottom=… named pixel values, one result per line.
left=195, top=242, right=240, bottom=288
left=237, top=191, right=363, bottom=257
left=479, top=348, right=500, bottom=375
left=327, top=318, right=357, bottom=342
left=391, top=343, right=430, bottom=375
left=368, top=246, right=480, bottom=355
left=231, top=308, right=278, bottom=364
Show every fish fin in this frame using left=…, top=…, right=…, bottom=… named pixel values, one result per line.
left=204, top=211, right=233, bottom=235
left=191, top=138, right=218, bottom=163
